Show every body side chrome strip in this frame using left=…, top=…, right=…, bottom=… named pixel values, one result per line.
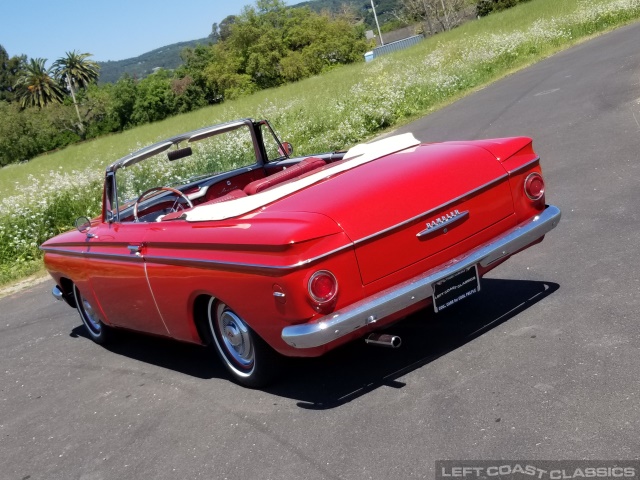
left=143, top=243, right=354, bottom=275
left=40, top=246, right=86, bottom=257
left=40, top=169, right=538, bottom=274
left=41, top=243, right=353, bottom=274
left=41, top=247, right=145, bottom=264
left=505, top=156, right=540, bottom=175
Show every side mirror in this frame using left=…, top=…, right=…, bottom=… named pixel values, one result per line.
left=75, top=217, right=91, bottom=233
left=280, top=142, right=293, bottom=156
left=75, top=217, right=97, bottom=238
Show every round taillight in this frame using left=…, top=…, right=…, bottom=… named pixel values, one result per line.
left=524, top=172, right=545, bottom=201
left=308, top=270, right=338, bottom=304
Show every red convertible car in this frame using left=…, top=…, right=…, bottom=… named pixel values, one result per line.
left=42, top=118, right=561, bottom=387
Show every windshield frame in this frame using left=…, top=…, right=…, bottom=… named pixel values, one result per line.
left=105, top=118, right=272, bottom=223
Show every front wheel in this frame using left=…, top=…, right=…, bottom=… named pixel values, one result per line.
left=207, top=299, right=279, bottom=388
left=73, top=284, right=111, bottom=345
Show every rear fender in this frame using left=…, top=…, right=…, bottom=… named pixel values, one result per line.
left=498, top=140, right=546, bottom=222
left=467, top=137, right=547, bottom=222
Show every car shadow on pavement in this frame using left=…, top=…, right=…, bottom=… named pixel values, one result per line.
left=70, top=326, right=227, bottom=380
left=267, top=278, right=559, bottom=410
left=69, top=278, right=558, bottom=401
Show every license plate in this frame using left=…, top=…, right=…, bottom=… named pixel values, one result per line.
left=432, top=265, right=480, bottom=313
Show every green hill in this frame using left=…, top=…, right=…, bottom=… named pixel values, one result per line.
left=97, top=38, right=210, bottom=84
left=296, top=0, right=402, bottom=26
left=97, top=0, right=403, bottom=84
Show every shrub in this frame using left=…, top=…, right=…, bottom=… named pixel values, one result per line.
left=477, top=0, right=532, bottom=17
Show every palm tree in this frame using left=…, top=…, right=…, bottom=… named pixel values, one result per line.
left=15, top=58, right=65, bottom=108
left=53, top=51, right=99, bottom=90
left=53, top=51, right=100, bottom=130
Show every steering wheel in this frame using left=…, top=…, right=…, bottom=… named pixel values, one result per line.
left=133, top=186, right=194, bottom=221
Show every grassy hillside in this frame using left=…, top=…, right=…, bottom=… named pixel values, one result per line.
left=1, top=0, right=639, bottom=284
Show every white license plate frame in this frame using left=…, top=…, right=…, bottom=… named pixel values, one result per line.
left=432, top=265, right=480, bottom=313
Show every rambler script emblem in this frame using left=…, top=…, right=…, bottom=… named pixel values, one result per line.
left=416, top=209, right=469, bottom=239
left=426, top=209, right=462, bottom=230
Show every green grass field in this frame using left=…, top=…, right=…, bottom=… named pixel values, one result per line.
left=1, top=0, right=639, bottom=285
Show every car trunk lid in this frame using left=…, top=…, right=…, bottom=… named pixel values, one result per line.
left=267, top=143, right=516, bottom=284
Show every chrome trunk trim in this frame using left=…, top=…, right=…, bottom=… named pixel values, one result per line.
left=353, top=175, right=508, bottom=246
left=416, top=210, right=469, bottom=239
left=281, top=205, right=561, bottom=349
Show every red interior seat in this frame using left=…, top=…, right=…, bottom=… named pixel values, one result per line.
left=205, top=188, right=247, bottom=204
left=243, top=157, right=326, bottom=195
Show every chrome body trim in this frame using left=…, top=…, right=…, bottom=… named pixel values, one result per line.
left=40, top=246, right=86, bottom=257
left=352, top=174, right=508, bottom=246
left=142, top=255, right=325, bottom=275
left=52, top=286, right=64, bottom=301
left=40, top=244, right=352, bottom=274
left=505, top=156, right=540, bottom=175
left=127, top=244, right=143, bottom=255
left=416, top=210, right=469, bottom=238
left=281, top=205, right=561, bottom=349
left=41, top=247, right=145, bottom=263
left=39, top=155, right=546, bottom=276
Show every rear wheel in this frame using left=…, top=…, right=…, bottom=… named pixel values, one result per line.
left=207, top=298, right=278, bottom=388
left=73, top=284, right=111, bottom=345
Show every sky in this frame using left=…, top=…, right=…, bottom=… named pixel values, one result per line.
left=2, top=0, right=287, bottom=63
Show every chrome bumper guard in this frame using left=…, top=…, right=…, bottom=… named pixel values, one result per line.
left=282, top=205, right=561, bottom=349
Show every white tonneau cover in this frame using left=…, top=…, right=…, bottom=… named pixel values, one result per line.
left=184, top=133, right=421, bottom=222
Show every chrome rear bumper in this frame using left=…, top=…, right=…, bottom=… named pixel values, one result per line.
left=281, top=205, right=561, bottom=349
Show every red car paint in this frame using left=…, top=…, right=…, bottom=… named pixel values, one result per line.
left=42, top=119, right=560, bottom=386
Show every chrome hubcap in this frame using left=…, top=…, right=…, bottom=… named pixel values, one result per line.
left=79, top=293, right=101, bottom=334
left=218, top=309, right=254, bottom=368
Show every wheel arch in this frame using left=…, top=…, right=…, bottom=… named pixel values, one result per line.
left=192, top=294, right=215, bottom=345
left=191, top=293, right=269, bottom=345
left=59, top=277, right=77, bottom=308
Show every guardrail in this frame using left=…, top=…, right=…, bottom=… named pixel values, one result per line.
left=365, top=35, right=425, bottom=62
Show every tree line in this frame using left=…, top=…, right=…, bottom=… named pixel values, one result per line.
left=0, top=0, right=370, bottom=167
left=0, top=0, right=530, bottom=167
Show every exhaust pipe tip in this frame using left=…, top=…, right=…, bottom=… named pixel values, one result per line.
left=365, top=333, right=402, bottom=348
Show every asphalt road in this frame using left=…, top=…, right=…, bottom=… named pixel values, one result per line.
left=2, top=22, right=640, bottom=480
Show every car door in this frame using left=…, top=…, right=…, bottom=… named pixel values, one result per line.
left=84, top=220, right=170, bottom=336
